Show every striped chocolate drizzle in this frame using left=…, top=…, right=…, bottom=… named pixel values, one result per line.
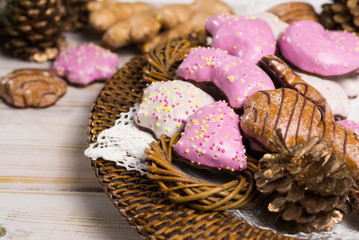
left=331, top=121, right=337, bottom=148
left=260, top=111, right=268, bottom=137
left=307, top=104, right=317, bottom=141
left=259, top=90, right=271, bottom=106
left=20, top=78, right=52, bottom=89
left=343, top=127, right=348, bottom=159
left=295, top=97, right=307, bottom=145
left=273, top=88, right=285, bottom=132
left=284, top=90, right=299, bottom=141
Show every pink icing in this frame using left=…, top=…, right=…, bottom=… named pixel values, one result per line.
left=206, top=13, right=276, bottom=63
left=324, top=30, right=359, bottom=74
left=337, top=120, right=359, bottom=135
left=279, top=20, right=359, bottom=77
left=178, top=47, right=274, bottom=109
left=52, top=43, right=119, bottom=85
left=173, top=101, right=247, bottom=172
left=135, top=80, right=214, bottom=139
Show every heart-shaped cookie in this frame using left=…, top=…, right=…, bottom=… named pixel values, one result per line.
left=206, top=13, right=276, bottom=63
left=174, top=100, right=247, bottom=172
left=279, top=20, right=359, bottom=77
left=135, top=80, right=214, bottom=139
left=178, top=47, right=274, bottom=110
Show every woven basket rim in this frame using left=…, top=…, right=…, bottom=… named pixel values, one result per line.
left=86, top=36, right=299, bottom=240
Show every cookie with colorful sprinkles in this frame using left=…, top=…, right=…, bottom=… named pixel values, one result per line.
left=52, top=43, right=119, bottom=86
left=134, top=80, right=215, bottom=139
left=173, top=100, right=247, bottom=172
left=205, top=13, right=276, bottom=63
left=177, top=46, right=275, bottom=110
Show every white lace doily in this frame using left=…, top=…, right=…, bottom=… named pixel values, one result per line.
left=84, top=105, right=155, bottom=175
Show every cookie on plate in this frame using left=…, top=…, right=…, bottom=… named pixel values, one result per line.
left=279, top=20, right=359, bottom=77
left=174, top=100, right=247, bottom=172
left=206, top=13, right=276, bottom=63
left=178, top=46, right=274, bottom=110
left=135, top=80, right=215, bottom=139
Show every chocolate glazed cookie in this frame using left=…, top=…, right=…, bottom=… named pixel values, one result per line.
left=241, top=55, right=359, bottom=185
left=0, top=69, right=67, bottom=108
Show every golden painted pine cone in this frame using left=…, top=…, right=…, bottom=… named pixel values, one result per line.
left=1, top=0, right=66, bottom=62
left=320, top=0, right=359, bottom=32
left=255, top=129, right=353, bottom=233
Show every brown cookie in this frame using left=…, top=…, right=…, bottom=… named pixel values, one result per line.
left=268, top=2, right=319, bottom=24
left=0, top=69, right=67, bottom=108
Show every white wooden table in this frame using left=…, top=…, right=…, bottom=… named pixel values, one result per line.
left=1, top=0, right=352, bottom=239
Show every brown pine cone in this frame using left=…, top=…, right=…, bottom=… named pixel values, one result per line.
left=62, top=0, right=92, bottom=31
left=255, top=129, right=353, bottom=233
left=1, top=0, right=67, bottom=62
left=320, top=0, right=359, bottom=32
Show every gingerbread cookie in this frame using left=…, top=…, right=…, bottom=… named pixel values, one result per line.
left=178, top=47, right=274, bottom=110
left=135, top=80, right=214, bottom=139
left=279, top=20, right=359, bottom=77
left=52, top=43, right=119, bottom=86
left=205, top=13, right=276, bottom=63
left=174, top=101, right=247, bottom=172
left=244, top=55, right=359, bottom=185
left=0, top=69, right=67, bottom=108
left=268, top=2, right=319, bottom=24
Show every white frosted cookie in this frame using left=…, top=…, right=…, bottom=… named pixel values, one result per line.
left=135, top=80, right=215, bottom=139
left=246, top=12, right=288, bottom=40
left=295, top=71, right=350, bottom=119
left=336, top=75, right=359, bottom=99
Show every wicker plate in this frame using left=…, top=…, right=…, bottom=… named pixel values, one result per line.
left=87, top=35, right=298, bottom=239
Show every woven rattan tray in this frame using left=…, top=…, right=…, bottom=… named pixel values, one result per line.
left=87, top=34, right=298, bottom=239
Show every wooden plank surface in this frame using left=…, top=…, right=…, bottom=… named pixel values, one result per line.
left=0, top=190, right=141, bottom=240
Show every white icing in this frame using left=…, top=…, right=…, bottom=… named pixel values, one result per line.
left=135, top=80, right=215, bottom=139
left=336, top=75, right=359, bottom=99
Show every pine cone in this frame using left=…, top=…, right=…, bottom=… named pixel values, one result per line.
left=62, top=0, right=91, bottom=31
left=320, top=0, right=359, bottom=32
left=255, top=129, right=353, bottom=233
left=1, top=0, right=67, bottom=62
left=349, top=186, right=359, bottom=219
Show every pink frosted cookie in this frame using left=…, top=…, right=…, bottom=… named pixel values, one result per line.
left=279, top=20, right=359, bottom=77
left=320, top=31, right=359, bottom=98
left=295, top=71, right=350, bottom=119
left=52, top=43, right=119, bottom=85
left=178, top=47, right=274, bottom=110
left=135, top=80, right=214, bottom=139
left=337, top=120, right=359, bottom=135
left=173, top=101, right=247, bottom=172
left=206, top=13, right=276, bottom=63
